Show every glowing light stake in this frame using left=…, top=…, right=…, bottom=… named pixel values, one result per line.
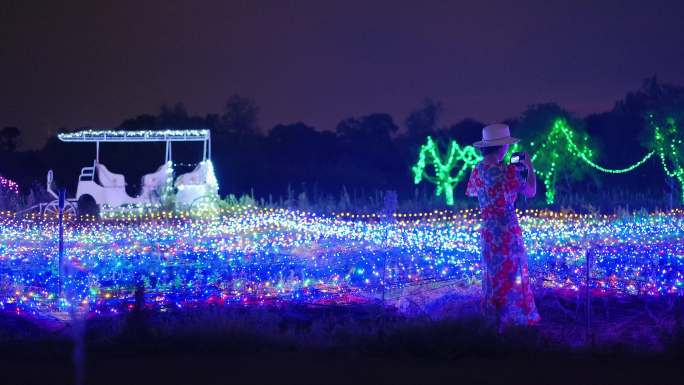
left=412, top=136, right=482, bottom=205
left=0, top=207, right=682, bottom=322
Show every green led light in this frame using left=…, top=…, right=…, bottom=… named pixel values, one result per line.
left=556, top=119, right=654, bottom=174
left=651, top=116, right=684, bottom=203
left=536, top=118, right=656, bottom=204
left=411, top=136, right=482, bottom=205
left=412, top=116, right=684, bottom=205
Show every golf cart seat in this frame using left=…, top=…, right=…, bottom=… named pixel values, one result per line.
left=142, top=162, right=170, bottom=190
left=96, top=163, right=126, bottom=188
left=174, top=161, right=216, bottom=207
left=174, top=162, right=208, bottom=187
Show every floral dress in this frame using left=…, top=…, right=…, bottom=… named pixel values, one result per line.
left=466, top=161, right=541, bottom=326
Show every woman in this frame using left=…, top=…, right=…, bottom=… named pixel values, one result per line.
left=466, top=123, right=541, bottom=330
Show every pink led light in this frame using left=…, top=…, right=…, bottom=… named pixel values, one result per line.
left=0, top=175, right=19, bottom=194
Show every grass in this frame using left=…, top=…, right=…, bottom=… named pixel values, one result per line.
left=3, top=178, right=679, bottom=216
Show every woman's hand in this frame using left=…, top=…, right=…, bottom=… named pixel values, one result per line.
left=521, top=151, right=536, bottom=198
left=522, top=151, right=533, bottom=171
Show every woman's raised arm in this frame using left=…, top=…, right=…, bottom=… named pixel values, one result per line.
left=522, top=152, right=536, bottom=198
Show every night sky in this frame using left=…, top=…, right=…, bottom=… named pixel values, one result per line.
left=2, top=0, right=684, bottom=149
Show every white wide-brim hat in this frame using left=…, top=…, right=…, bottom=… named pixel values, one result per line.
left=472, top=123, right=519, bottom=148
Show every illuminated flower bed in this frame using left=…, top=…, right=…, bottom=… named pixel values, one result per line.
left=0, top=207, right=682, bottom=321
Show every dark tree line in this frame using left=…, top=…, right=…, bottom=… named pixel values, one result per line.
left=1, top=78, right=683, bottom=208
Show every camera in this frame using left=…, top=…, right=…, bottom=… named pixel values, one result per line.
left=510, top=152, right=525, bottom=164
left=511, top=152, right=528, bottom=179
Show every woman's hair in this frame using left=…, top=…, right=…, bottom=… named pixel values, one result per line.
left=479, top=145, right=503, bottom=156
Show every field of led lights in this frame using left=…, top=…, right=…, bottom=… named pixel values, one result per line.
left=1, top=206, right=682, bottom=323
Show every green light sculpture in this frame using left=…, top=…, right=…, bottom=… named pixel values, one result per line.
left=533, top=118, right=661, bottom=204
left=529, top=118, right=600, bottom=204
left=651, top=116, right=684, bottom=203
left=412, top=116, right=684, bottom=205
left=411, top=136, right=482, bottom=205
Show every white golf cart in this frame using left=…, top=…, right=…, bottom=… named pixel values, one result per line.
left=50, top=129, right=219, bottom=216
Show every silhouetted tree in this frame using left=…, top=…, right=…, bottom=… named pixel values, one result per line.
left=265, top=122, right=338, bottom=195
left=118, top=114, right=157, bottom=130
left=4, top=78, right=684, bottom=210
left=336, top=113, right=398, bottom=144
left=0, top=127, right=20, bottom=152
left=405, top=98, right=442, bottom=138
left=335, top=114, right=401, bottom=190
left=220, top=94, right=260, bottom=136
left=437, top=118, right=484, bottom=148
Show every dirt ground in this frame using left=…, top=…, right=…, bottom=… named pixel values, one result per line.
left=1, top=350, right=682, bottom=385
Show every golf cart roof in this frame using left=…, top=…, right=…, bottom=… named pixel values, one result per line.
left=58, top=129, right=210, bottom=142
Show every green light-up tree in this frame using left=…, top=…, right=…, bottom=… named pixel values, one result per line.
left=648, top=113, right=684, bottom=204
left=518, top=104, right=598, bottom=204
left=411, top=93, right=684, bottom=207
left=0, top=127, right=20, bottom=152
left=411, top=136, right=482, bottom=205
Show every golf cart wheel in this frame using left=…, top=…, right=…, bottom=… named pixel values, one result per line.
left=77, top=195, right=99, bottom=218
left=42, top=200, right=77, bottom=218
